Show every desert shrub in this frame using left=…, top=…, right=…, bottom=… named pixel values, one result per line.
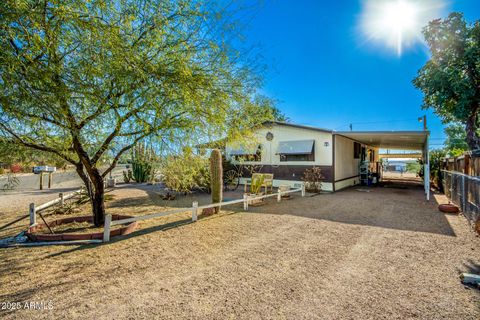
left=1, top=173, right=19, bottom=191
left=302, top=167, right=324, bottom=193
left=196, top=165, right=211, bottom=193
left=10, top=163, right=22, bottom=173
left=123, top=170, right=133, bottom=183
left=0, top=167, right=5, bottom=175
left=161, top=152, right=210, bottom=194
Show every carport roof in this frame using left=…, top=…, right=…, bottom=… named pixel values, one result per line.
left=335, top=131, right=429, bottom=150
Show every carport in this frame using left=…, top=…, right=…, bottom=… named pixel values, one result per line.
left=336, top=131, right=430, bottom=200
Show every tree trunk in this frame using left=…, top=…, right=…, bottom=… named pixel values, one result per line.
left=89, top=171, right=105, bottom=227
left=465, top=112, right=480, bottom=151
left=91, top=181, right=105, bottom=227
left=75, top=164, right=105, bottom=227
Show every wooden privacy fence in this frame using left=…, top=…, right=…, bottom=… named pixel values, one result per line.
left=103, top=185, right=306, bottom=242
left=29, top=188, right=84, bottom=226
left=442, top=152, right=480, bottom=177
left=442, top=170, right=480, bottom=233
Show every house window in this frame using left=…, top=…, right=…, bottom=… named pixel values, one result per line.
left=354, top=142, right=361, bottom=159
left=230, top=145, right=262, bottom=162
left=277, top=140, right=315, bottom=162
left=280, top=153, right=315, bottom=162
left=234, top=152, right=261, bottom=162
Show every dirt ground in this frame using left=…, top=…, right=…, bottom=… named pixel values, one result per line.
left=0, top=181, right=479, bottom=319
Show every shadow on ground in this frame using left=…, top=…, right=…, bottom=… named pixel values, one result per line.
left=245, top=182, right=456, bottom=237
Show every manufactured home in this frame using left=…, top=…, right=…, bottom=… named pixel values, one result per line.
left=226, top=121, right=430, bottom=196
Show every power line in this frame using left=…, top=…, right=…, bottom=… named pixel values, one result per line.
left=335, top=118, right=422, bottom=130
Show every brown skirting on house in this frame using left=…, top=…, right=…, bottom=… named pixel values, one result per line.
left=334, top=175, right=360, bottom=183
left=240, top=165, right=333, bottom=182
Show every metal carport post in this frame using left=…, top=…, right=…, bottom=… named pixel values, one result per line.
left=423, top=134, right=430, bottom=201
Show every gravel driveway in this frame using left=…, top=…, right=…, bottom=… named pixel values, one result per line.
left=0, top=183, right=479, bottom=319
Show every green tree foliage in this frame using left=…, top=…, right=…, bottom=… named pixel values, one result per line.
left=0, top=138, right=67, bottom=168
left=444, top=123, right=469, bottom=157
left=406, top=161, right=421, bottom=174
left=413, top=13, right=480, bottom=151
left=0, top=0, right=274, bottom=225
left=419, top=149, right=447, bottom=188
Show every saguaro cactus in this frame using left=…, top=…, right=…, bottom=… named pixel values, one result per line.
left=210, top=149, right=223, bottom=213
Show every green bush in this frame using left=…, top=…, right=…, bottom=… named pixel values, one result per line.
left=302, top=167, right=324, bottom=193
left=161, top=152, right=210, bottom=194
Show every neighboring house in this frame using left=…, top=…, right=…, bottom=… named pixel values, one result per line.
left=226, top=121, right=429, bottom=193
left=385, top=161, right=407, bottom=172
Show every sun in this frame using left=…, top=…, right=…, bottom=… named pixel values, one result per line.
left=359, top=0, right=445, bottom=56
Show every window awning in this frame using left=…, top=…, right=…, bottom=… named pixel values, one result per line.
left=228, top=145, right=260, bottom=156
left=277, top=140, right=315, bottom=155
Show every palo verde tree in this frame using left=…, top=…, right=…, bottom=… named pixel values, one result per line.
left=413, top=12, right=480, bottom=151
left=0, top=0, right=271, bottom=226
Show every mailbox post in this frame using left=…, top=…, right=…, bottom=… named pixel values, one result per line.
left=33, top=166, right=56, bottom=190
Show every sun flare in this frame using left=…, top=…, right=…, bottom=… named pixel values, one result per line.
left=360, top=0, right=445, bottom=56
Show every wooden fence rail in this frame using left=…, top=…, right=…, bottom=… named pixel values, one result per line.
left=29, top=188, right=84, bottom=226
left=442, top=153, right=480, bottom=177
left=103, top=185, right=305, bottom=242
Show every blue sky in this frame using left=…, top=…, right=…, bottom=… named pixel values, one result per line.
left=239, top=0, right=480, bottom=149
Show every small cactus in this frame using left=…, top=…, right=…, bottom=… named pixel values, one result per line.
left=210, top=149, right=223, bottom=213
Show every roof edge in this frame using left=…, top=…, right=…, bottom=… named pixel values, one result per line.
left=263, top=121, right=333, bottom=133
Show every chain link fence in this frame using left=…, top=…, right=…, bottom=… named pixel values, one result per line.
left=442, top=170, right=480, bottom=232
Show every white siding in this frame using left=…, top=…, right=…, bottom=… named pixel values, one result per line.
left=334, top=135, right=360, bottom=183
left=227, top=124, right=333, bottom=166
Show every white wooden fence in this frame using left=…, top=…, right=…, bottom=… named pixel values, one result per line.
left=103, top=185, right=305, bottom=242
left=29, top=188, right=83, bottom=226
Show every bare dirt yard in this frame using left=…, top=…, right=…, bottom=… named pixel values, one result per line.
left=0, top=181, right=479, bottom=319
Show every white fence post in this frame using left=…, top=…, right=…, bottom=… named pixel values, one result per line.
left=59, top=192, right=64, bottom=206
left=277, top=191, right=281, bottom=202
left=301, top=184, right=306, bottom=197
left=192, top=201, right=198, bottom=222
left=103, top=214, right=112, bottom=242
left=29, top=203, right=36, bottom=226
left=243, top=193, right=248, bottom=211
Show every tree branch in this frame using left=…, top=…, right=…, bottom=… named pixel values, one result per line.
left=0, top=122, right=77, bottom=164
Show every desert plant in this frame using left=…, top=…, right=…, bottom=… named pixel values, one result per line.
left=302, top=167, right=324, bottom=193
left=10, top=163, right=22, bottom=173
left=196, top=165, right=211, bottom=193
left=161, top=152, right=210, bottom=194
left=130, top=144, right=156, bottom=183
left=123, top=170, right=133, bottom=183
left=1, top=173, right=19, bottom=191
left=250, top=174, right=265, bottom=194
left=210, top=149, right=223, bottom=212
left=132, top=162, right=152, bottom=183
